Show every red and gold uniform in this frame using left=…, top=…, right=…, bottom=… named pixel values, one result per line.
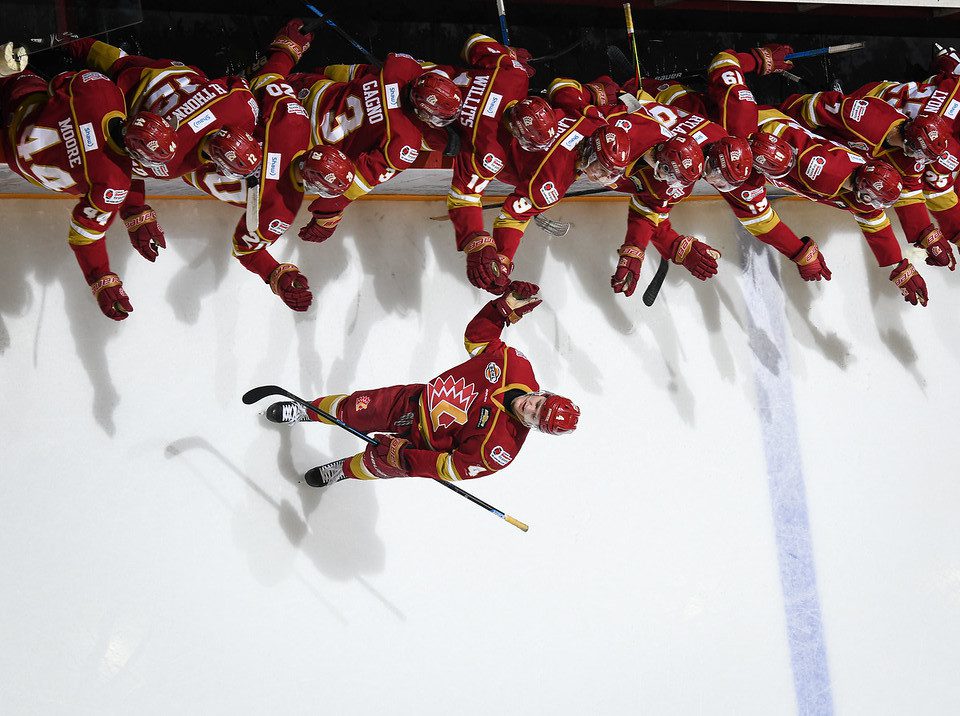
left=287, top=52, right=448, bottom=215
left=183, top=67, right=311, bottom=285
left=445, top=34, right=540, bottom=249
left=69, top=38, right=258, bottom=180
left=780, top=91, right=934, bottom=245
left=852, top=78, right=960, bottom=239
left=0, top=70, right=132, bottom=284
left=756, top=108, right=905, bottom=267
left=305, top=299, right=538, bottom=481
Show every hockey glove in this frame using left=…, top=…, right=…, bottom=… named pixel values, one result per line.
left=792, top=237, right=832, bottom=281
left=271, top=19, right=313, bottom=63
left=508, top=47, right=535, bottom=77
left=750, top=44, right=794, bottom=76
left=122, top=205, right=166, bottom=262
left=362, top=435, right=411, bottom=478
left=671, top=236, right=720, bottom=281
left=464, top=232, right=509, bottom=293
left=299, top=211, right=342, bottom=243
left=611, top=243, right=644, bottom=297
left=889, top=260, right=929, bottom=306
left=934, top=45, right=960, bottom=77
left=90, top=273, right=133, bottom=321
left=269, top=263, right=313, bottom=312
left=494, top=280, right=542, bottom=324
left=914, top=224, right=956, bottom=270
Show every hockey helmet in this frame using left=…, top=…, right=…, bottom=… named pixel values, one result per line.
left=853, top=160, right=902, bottom=208
left=410, top=72, right=462, bottom=128
left=579, top=124, right=631, bottom=185
left=902, top=114, right=950, bottom=162
left=124, top=111, right=177, bottom=166
left=205, top=127, right=262, bottom=178
left=653, top=134, right=705, bottom=186
left=703, top=136, right=753, bottom=191
left=750, top=131, right=795, bottom=178
left=300, top=145, right=355, bottom=198
left=507, top=97, right=558, bottom=152
left=512, top=391, right=580, bottom=435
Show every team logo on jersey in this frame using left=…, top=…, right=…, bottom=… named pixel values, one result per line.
left=482, top=153, right=503, bottom=173
left=79, top=122, right=98, bottom=152
left=945, top=99, right=960, bottom=120
left=399, top=145, right=419, bottom=163
left=355, top=395, right=371, bottom=412
left=265, top=152, right=282, bottom=180
left=187, top=109, right=216, bottom=133
left=738, top=90, right=754, bottom=102
left=286, top=101, right=308, bottom=118
left=426, top=375, right=478, bottom=430
left=560, top=130, right=584, bottom=151
left=267, top=218, right=290, bottom=235
left=489, top=445, right=512, bottom=466
left=476, top=407, right=491, bottom=429
left=482, top=92, right=503, bottom=118
left=103, top=188, right=128, bottom=205
left=615, top=119, right=632, bottom=132
left=484, top=361, right=501, bottom=383
left=80, top=71, right=107, bottom=83
left=540, top=181, right=560, bottom=204
left=849, top=99, right=869, bottom=122
left=247, top=98, right=260, bottom=123
left=385, top=82, right=401, bottom=109
left=848, top=141, right=869, bottom=153
left=804, top=155, right=826, bottom=180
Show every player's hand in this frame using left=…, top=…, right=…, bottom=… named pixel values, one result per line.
left=934, top=45, right=960, bottom=77
left=363, top=434, right=411, bottom=478
left=122, top=205, right=166, bottom=262
left=611, top=243, right=644, bottom=296
left=751, top=44, right=794, bottom=75
left=494, top=281, right=542, bottom=323
left=269, top=263, right=313, bottom=311
left=271, top=19, right=313, bottom=62
left=463, top=232, right=507, bottom=293
left=508, top=46, right=535, bottom=77
left=889, top=260, right=929, bottom=306
left=584, top=75, right=621, bottom=106
left=671, top=236, right=720, bottom=281
left=299, top=211, right=342, bottom=243
left=792, top=237, right=832, bottom=281
left=90, top=273, right=133, bottom=321
left=914, top=224, right=956, bottom=270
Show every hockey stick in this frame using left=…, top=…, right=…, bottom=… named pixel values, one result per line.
left=529, top=38, right=584, bottom=64
left=303, top=3, right=380, bottom=67
left=429, top=186, right=612, bottom=221
left=242, top=385, right=530, bottom=532
left=495, top=0, right=510, bottom=47
left=622, top=2, right=670, bottom=306
left=656, top=43, right=866, bottom=83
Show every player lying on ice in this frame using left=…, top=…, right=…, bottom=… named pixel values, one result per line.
left=263, top=281, right=579, bottom=486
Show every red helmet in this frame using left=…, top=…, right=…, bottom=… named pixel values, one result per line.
left=507, top=97, right=558, bottom=152
left=751, top=131, right=795, bottom=178
left=410, top=72, right=462, bottom=128
left=703, top=136, right=753, bottom=191
left=654, top=134, right=704, bottom=186
left=579, top=125, right=630, bottom=184
left=902, top=114, right=950, bottom=162
left=205, top=128, right=262, bottom=178
left=300, top=145, right=354, bottom=198
left=124, top=111, right=177, bottom=166
left=853, top=160, right=902, bottom=208
left=538, top=393, right=580, bottom=435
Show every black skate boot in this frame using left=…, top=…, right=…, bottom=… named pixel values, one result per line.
left=304, top=459, right=347, bottom=487
left=265, top=401, right=310, bottom=424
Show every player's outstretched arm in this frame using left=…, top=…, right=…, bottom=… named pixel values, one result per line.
left=464, top=281, right=541, bottom=355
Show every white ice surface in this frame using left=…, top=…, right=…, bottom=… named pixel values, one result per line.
left=0, top=195, right=958, bottom=715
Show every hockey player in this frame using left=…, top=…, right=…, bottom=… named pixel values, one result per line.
left=264, top=281, right=579, bottom=486
left=780, top=89, right=955, bottom=270
left=182, top=21, right=355, bottom=311
left=749, top=110, right=929, bottom=305
left=278, top=31, right=462, bottom=244
left=441, top=34, right=560, bottom=279
left=0, top=69, right=177, bottom=320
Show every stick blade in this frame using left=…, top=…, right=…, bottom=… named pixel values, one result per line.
left=242, top=384, right=287, bottom=405
left=642, top=260, right=670, bottom=307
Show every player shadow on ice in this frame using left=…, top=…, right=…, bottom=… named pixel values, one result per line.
left=164, top=434, right=404, bottom=620
left=0, top=201, right=125, bottom=435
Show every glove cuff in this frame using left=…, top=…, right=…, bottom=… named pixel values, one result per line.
left=751, top=47, right=774, bottom=75
left=916, top=224, right=943, bottom=249
left=463, top=232, right=495, bottom=254
left=269, top=262, right=299, bottom=295
left=618, top=244, right=645, bottom=261
left=672, top=236, right=694, bottom=264
left=792, top=238, right=821, bottom=266
left=123, top=208, right=156, bottom=231
left=90, top=273, right=121, bottom=297
left=385, top=437, right=409, bottom=470
left=270, top=37, right=306, bottom=62
left=313, top=211, right=343, bottom=228
left=891, top=260, right=918, bottom=286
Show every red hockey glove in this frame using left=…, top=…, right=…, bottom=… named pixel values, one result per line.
left=508, top=46, right=535, bottom=77
left=934, top=45, right=960, bottom=77
left=670, top=236, right=720, bottom=281
left=299, top=211, right=342, bottom=243
left=611, top=243, right=644, bottom=297
left=750, top=44, right=794, bottom=75
left=791, top=237, right=832, bottom=281
left=464, top=232, right=509, bottom=293
left=269, top=263, right=313, bottom=311
left=90, top=273, right=132, bottom=321
left=493, top=280, right=542, bottom=323
left=122, top=205, right=166, bottom=262
left=889, top=260, right=929, bottom=306
left=362, top=435, right=411, bottom=478
left=270, top=19, right=313, bottom=62
left=914, top=224, right=957, bottom=270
